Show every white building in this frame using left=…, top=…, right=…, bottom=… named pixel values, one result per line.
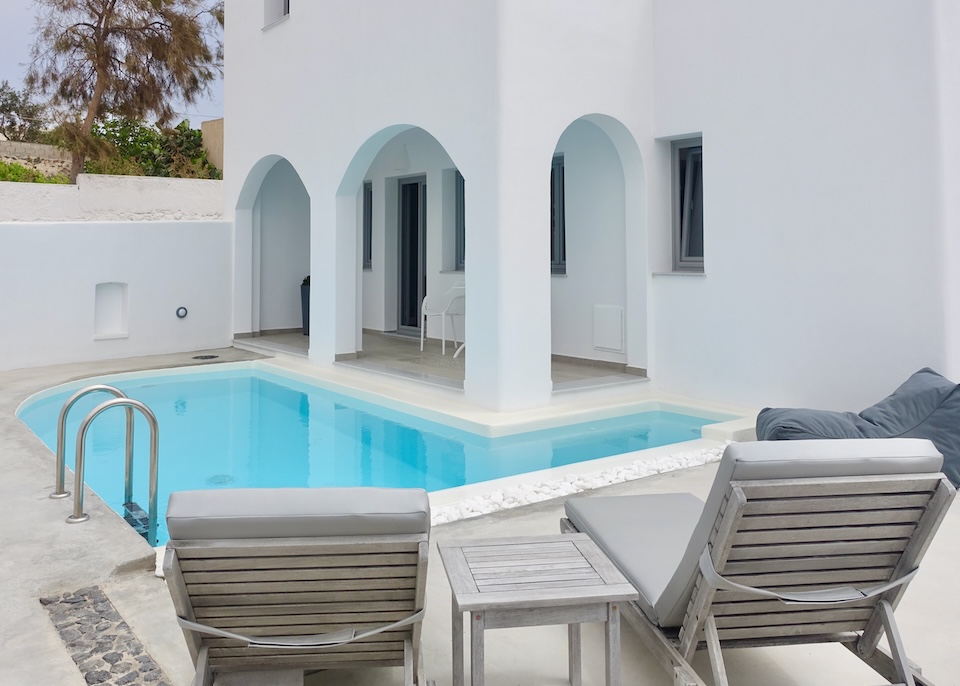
left=220, top=0, right=960, bottom=413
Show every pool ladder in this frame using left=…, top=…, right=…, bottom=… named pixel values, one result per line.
left=51, top=385, right=160, bottom=546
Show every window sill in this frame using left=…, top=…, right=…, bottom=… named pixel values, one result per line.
left=652, top=270, right=705, bottom=277
left=262, top=14, right=290, bottom=31
left=93, top=332, right=129, bottom=341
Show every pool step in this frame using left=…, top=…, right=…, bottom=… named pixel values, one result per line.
left=123, top=501, right=150, bottom=539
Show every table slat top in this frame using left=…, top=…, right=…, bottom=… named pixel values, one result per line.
left=438, top=534, right=638, bottom=611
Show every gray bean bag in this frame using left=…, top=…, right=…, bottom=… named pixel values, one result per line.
left=756, top=367, right=960, bottom=486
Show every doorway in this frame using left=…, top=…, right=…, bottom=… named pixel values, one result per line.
left=397, top=176, right=426, bottom=335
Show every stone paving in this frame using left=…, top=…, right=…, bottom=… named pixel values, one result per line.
left=42, top=587, right=172, bottom=686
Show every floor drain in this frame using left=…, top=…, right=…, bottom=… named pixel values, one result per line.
left=192, top=354, right=219, bottom=360
left=206, top=474, right=235, bottom=486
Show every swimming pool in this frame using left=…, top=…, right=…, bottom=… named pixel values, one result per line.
left=18, top=364, right=732, bottom=544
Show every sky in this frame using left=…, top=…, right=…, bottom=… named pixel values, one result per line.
left=0, top=0, right=224, bottom=124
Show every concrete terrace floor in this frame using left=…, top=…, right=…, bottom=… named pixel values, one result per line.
left=1, top=350, right=958, bottom=685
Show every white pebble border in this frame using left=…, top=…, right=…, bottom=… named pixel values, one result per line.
left=154, top=442, right=728, bottom=577
left=430, top=442, right=728, bottom=526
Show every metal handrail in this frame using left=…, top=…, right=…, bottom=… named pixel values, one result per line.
left=51, top=385, right=133, bottom=500
left=66, top=398, right=160, bottom=546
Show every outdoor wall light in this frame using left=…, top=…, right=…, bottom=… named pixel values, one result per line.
left=176, top=307, right=188, bottom=319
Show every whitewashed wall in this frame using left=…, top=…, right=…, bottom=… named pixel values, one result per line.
left=552, top=119, right=628, bottom=364
left=0, top=221, right=232, bottom=372
left=254, top=159, right=310, bottom=332
left=935, top=0, right=960, bottom=384
left=224, top=0, right=953, bottom=413
left=0, top=174, right=222, bottom=222
left=649, top=1, right=945, bottom=410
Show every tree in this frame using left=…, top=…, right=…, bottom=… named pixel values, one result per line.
left=26, top=0, right=223, bottom=182
left=0, top=81, right=49, bottom=142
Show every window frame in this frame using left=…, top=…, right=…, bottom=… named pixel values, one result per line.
left=671, top=137, right=704, bottom=272
left=362, top=181, right=373, bottom=270
left=263, top=0, right=290, bottom=29
left=551, top=154, right=566, bottom=275
left=454, top=170, right=465, bottom=272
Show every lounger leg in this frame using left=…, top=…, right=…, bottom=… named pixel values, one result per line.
left=404, top=637, right=414, bottom=686
left=877, top=600, right=916, bottom=686
left=192, top=646, right=213, bottom=686
left=568, top=622, right=582, bottom=686
left=452, top=596, right=464, bottom=686
left=441, top=317, right=446, bottom=355
left=703, top=615, right=729, bottom=686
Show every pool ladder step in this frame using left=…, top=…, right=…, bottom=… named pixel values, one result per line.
left=123, top=502, right=151, bottom=539
left=51, top=385, right=160, bottom=546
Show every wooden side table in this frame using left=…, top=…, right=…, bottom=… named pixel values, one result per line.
left=438, top=534, right=638, bottom=686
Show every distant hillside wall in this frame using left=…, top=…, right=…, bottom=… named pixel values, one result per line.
left=0, top=140, right=71, bottom=161
left=0, top=173, right=223, bottom=222
left=201, top=118, right=224, bottom=171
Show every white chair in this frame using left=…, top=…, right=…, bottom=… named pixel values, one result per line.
left=420, top=283, right=464, bottom=355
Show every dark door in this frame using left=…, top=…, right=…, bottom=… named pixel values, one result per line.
left=398, top=177, right=426, bottom=333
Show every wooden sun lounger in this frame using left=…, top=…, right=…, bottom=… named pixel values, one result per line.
left=562, top=438, right=956, bottom=686
left=163, top=487, right=433, bottom=686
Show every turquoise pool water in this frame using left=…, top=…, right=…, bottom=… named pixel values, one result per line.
left=18, top=366, right=728, bottom=543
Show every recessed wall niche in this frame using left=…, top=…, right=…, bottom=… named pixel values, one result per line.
left=94, top=282, right=129, bottom=340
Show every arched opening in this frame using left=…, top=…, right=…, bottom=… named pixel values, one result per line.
left=335, top=125, right=468, bottom=386
left=550, top=114, right=647, bottom=383
left=233, top=155, right=311, bottom=349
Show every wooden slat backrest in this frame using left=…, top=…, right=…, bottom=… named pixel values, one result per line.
left=678, top=473, right=954, bottom=650
left=166, top=533, right=429, bottom=673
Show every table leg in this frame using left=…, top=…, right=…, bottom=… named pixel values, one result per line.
left=452, top=595, right=464, bottom=686
left=568, top=622, right=582, bottom=686
left=471, top=611, right=485, bottom=686
left=605, top=603, right=621, bottom=686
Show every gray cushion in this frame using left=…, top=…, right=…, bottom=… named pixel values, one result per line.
left=757, top=367, right=960, bottom=486
left=167, top=487, right=430, bottom=540
left=565, top=438, right=943, bottom=628
left=566, top=493, right=703, bottom=623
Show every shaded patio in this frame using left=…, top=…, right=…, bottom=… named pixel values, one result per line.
left=236, top=330, right=646, bottom=392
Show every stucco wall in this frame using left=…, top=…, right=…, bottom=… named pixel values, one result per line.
left=201, top=118, right=224, bottom=172
left=0, top=140, right=70, bottom=161
left=255, top=159, right=310, bottom=332
left=223, top=0, right=953, bottom=413
left=649, top=0, right=945, bottom=410
left=0, top=221, right=233, bottom=372
left=0, top=174, right=223, bottom=222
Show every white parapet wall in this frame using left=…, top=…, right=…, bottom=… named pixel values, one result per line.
left=0, top=175, right=230, bottom=372
left=0, top=174, right=223, bottom=222
left=0, top=220, right=233, bottom=372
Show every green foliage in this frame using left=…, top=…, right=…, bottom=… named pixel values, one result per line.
left=85, top=117, right=221, bottom=179
left=27, top=0, right=223, bottom=180
left=0, top=159, right=69, bottom=184
left=0, top=81, right=48, bottom=142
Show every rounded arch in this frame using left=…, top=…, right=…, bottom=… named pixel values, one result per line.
left=335, top=124, right=468, bottom=366
left=550, top=113, right=648, bottom=375
left=233, top=155, right=311, bottom=339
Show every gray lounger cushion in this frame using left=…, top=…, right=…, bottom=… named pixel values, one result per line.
left=565, top=438, right=943, bottom=628
left=757, top=367, right=960, bottom=486
left=167, top=487, right=430, bottom=540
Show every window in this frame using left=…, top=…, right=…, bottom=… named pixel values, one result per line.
left=362, top=181, right=372, bottom=269
left=454, top=170, right=465, bottom=271
left=264, top=0, right=290, bottom=27
left=551, top=154, right=566, bottom=275
left=672, top=138, right=704, bottom=271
